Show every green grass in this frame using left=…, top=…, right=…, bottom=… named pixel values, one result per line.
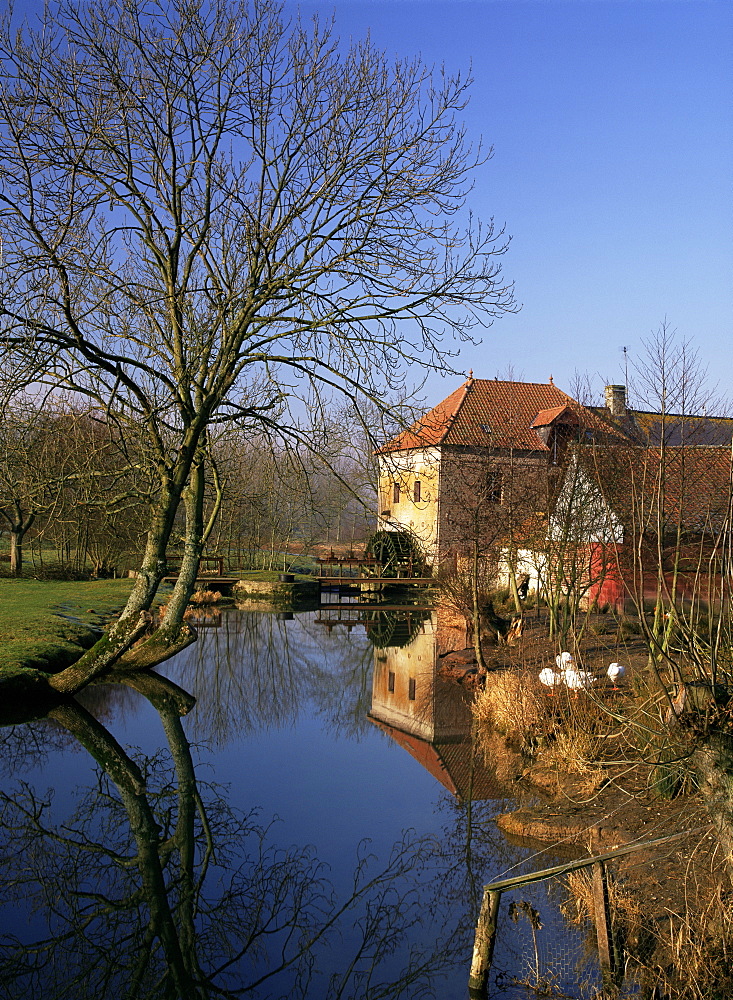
left=0, top=578, right=138, bottom=672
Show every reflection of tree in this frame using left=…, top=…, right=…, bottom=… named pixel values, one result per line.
left=0, top=673, right=461, bottom=998
left=166, top=611, right=375, bottom=744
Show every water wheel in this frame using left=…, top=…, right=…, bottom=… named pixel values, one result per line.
left=365, top=529, right=426, bottom=578
left=365, top=608, right=428, bottom=648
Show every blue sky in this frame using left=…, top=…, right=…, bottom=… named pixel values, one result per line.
left=297, top=0, right=732, bottom=410
left=11, top=0, right=732, bottom=412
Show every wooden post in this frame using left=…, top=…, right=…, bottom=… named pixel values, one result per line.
left=592, top=860, right=615, bottom=984
left=468, top=888, right=501, bottom=998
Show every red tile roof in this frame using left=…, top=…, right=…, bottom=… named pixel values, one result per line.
left=531, top=404, right=578, bottom=429
left=576, top=445, right=733, bottom=532
left=368, top=717, right=504, bottom=802
left=377, top=378, right=616, bottom=454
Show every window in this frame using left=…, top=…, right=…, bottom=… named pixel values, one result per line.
left=413, top=480, right=421, bottom=502
left=388, top=671, right=395, bottom=692
left=393, top=482, right=400, bottom=504
left=408, top=677, right=416, bottom=700
left=487, top=469, right=503, bottom=503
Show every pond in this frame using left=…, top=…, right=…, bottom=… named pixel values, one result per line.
left=0, top=603, right=597, bottom=999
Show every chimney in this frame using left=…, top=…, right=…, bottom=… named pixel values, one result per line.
left=604, top=384, right=627, bottom=417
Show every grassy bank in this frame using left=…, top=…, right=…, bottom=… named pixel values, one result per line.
left=0, top=578, right=140, bottom=672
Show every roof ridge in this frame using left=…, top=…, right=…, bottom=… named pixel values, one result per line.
left=471, top=378, right=560, bottom=388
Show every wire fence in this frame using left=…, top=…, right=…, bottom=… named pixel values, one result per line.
left=490, top=880, right=604, bottom=997
left=469, top=827, right=710, bottom=999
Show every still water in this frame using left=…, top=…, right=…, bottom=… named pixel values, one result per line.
left=0, top=606, right=593, bottom=998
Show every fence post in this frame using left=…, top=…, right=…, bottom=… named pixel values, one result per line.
left=469, top=888, right=501, bottom=998
left=592, top=860, right=615, bottom=984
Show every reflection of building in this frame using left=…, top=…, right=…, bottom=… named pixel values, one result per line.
left=368, top=612, right=504, bottom=802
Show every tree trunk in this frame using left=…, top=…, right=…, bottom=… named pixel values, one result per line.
left=9, top=526, right=23, bottom=577
left=47, top=486, right=186, bottom=693
left=48, top=610, right=156, bottom=693
left=506, top=553, right=523, bottom=615
left=159, top=461, right=208, bottom=631
left=124, top=496, right=182, bottom=616
left=471, top=539, right=487, bottom=672
left=6, top=508, right=34, bottom=577
left=118, top=452, right=223, bottom=672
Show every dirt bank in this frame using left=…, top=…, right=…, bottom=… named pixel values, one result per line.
left=455, top=609, right=732, bottom=941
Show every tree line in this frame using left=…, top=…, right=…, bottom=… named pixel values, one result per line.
left=0, top=394, right=377, bottom=578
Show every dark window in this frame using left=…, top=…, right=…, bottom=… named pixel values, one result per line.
left=388, top=671, right=395, bottom=692
left=408, top=677, right=416, bottom=700
left=487, top=469, right=503, bottom=503
left=393, top=482, right=400, bottom=504
left=413, top=480, right=421, bottom=502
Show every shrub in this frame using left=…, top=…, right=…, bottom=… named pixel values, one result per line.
left=189, top=589, right=223, bottom=605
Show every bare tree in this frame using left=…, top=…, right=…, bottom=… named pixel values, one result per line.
left=0, top=384, right=153, bottom=578
left=0, top=398, right=50, bottom=576
left=0, top=0, right=515, bottom=692
left=627, top=323, right=732, bottom=675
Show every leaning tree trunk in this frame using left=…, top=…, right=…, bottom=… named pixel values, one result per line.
left=117, top=452, right=223, bottom=672
left=48, top=699, right=202, bottom=997
left=46, top=422, right=217, bottom=694
left=158, top=459, right=209, bottom=635
left=48, top=489, right=186, bottom=693
left=116, top=671, right=206, bottom=986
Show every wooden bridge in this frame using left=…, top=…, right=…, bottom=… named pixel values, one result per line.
left=162, top=555, right=239, bottom=588
left=161, top=552, right=434, bottom=589
left=314, top=550, right=433, bottom=586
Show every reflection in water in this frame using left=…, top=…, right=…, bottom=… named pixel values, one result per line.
left=0, top=609, right=585, bottom=998
left=0, top=671, right=461, bottom=998
left=366, top=608, right=592, bottom=997
left=161, top=611, right=376, bottom=745
left=369, top=609, right=508, bottom=802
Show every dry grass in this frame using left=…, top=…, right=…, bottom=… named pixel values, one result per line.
left=473, top=668, right=553, bottom=754
left=540, top=729, right=602, bottom=774
left=661, top=889, right=733, bottom=999
left=188, top=589, right=223, bottom=605
left=563, top=870, right=733, bottom=999
left=157, top=589, right=224, bottom=620
left=474, top=661, right=615, bottom=768
left=562, top=868, right=643, bottom=931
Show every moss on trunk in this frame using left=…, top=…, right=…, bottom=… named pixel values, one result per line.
left=47, top=611, right=154, bottom=694
left=114, top=622, right=198, bottom=673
